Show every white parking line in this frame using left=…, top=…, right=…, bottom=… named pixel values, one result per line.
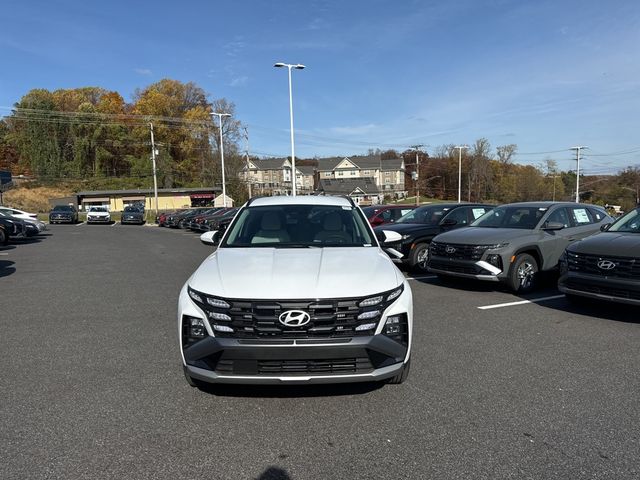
left=478, top=294, right=565, bottom=310
left=75, top=222, right=85, bottom=227
left=111, top=222, right=119, bottom=227
left=0, top=252, right=8, bottom=256
left=405, top=275, right=437, bottom=281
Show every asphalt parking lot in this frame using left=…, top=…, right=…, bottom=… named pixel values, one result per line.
left=2, top=224, right=639, bottom=480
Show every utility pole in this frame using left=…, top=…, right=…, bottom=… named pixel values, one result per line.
left=453, top=145, right=469, bottom=203
left=570, top=146, right=588, bottom=202
left=211, top=112, right=231, bottom=207
left=149, top=122, right=159, bottom=217
left=243, top=126, right=252, bottom=198
left=410, top=144, right=424, bottom=205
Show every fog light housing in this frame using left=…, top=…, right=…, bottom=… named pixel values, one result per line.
left=190, top=317, right=206, bottom=338
left=382, top=314, right=408, bottom=345
left=213, top=324, right=234, bottom=333
left=486, top=254, right=502, bottom=269
left=355, top=322, right=377, bottom=331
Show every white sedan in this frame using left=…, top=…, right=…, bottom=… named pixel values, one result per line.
left=0, top=206, right=38, bottom=221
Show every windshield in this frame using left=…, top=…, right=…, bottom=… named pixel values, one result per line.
left=124, top=206, right=140, bottom=212
left=396, top=205, right=451, bottom=225
left=89, top=207, right=108, bottom=212
left=608, top=208, right=640, bottom=233
left=53, top=206, right=73, bottom=212
left=222, top=204, right=375, bottom=248
left=471, top=206, right=547, bottom=229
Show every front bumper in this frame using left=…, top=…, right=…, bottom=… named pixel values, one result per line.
left=87, top=216, right=111, bottom=223
left=183, top=336, right=407, bottom=385
left=49, top=215, right=73, bottom=223
left=121, top=216, right=143, bottom=224
left=559, top=272, right=640, bottom=306
left=178, top=281, right=413, bottom=385
left=428, top=256, right=503, bottom=281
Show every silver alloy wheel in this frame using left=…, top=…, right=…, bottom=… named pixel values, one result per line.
left=517, top=261, right=536, bottom=289
left=416, top=247, right=429, bottom=269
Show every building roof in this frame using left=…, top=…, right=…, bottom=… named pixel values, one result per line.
left=316, top=155, right=404, bottom=171
left=249, top=158, right=289, bottom=170
left=317, top=177, right=380, bottom=195
left=296, top=165, right=316, bottom=176
left=76, top=187, right=221, bottom=197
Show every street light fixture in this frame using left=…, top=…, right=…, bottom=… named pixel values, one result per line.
left=274, top=62, right=305, bottom=196
left=211, top=112, right=231, bottom=207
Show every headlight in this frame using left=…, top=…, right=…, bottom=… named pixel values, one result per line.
left=486, top=243, right=509, bottom=249
left=359, top=295, right=383, bottom=307
left=188, top=287, right=231, bottom=310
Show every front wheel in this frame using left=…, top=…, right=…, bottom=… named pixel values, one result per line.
left=0, top=228, right=8, bottom=246
left=507, top=253, right=538, bottom=293
left=409, top=243, right=430, bottom=273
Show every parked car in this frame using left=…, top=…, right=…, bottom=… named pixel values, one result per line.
left=0, top=209, right=46, bottom=234
left=206, top=208, right=239, bottom=241
left=558, top=207, right=640, bottom=305
left=156, top=210, right=178, bottom=227
left=121, top=206, right=145, bottom=225
left=193, top=208, right=233, bottom=232
left=179, top=195, right=413, bottom=387
left=188, top=208, right=224, bottom=231
left=427, top=202, right=612, bottom=292
left=166, top=208, right=209, bottom=228
left=361, top=205, right=417, bottom=227
left=49, top=205, right=78, bottom=224
left=0, top=211, right=27, bottom=242
left=86, top=206, right=111, bottom=224
left=0, top=206, right=38, bottom=222
left=374, top=203, right=493, bottom=272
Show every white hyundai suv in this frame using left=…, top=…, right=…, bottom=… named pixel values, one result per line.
left=178, top=195, right=413, bottom=387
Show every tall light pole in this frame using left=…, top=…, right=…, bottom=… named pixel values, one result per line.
left=274, top=62, right=305, bottom=196
left=570, top=146, right=588, bottom=202
left=243, top=126, right=252, bottom=198
left=453, top=145, right=469, bottom=203
left=410, top=144, right=424, bottom=205
left=149, top=122, right=159, bottom=217
left=211, top=112, right=231, bottom=207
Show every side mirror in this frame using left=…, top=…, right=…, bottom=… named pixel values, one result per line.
left=440, top=218, right=457, bottom=227
left=600, top=223, right=612, bottom=232
left=543, top=221, right=565, bottom=231
left=378, top=230, right=402, bottom=244
left=200, top=230, right=218, bottom=245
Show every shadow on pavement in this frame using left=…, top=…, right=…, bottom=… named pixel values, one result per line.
left=539, top=295, right=640, bottom=324
left=417, top=270, right=560, bottom=296
left=254, top=467, right=292, bottom=480
left=197, top=381, right=384, bottom=398
left=0, top=260, right=16, bottom=278
left=0, top=244, right=16, bottom=252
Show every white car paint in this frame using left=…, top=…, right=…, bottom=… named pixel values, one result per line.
left=86, top=207, right=111, bottom=223
left=0, top=206, right=38, bottom=221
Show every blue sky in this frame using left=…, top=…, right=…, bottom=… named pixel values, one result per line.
left=1, top=0, right=639, bottom=173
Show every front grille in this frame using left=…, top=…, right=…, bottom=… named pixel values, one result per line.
left=567, top=252, right=640, bottom=279
left=430, top=241, right=489, bottom=261
left=565, top=279, right=640, bottom=301
left=188, top=287, right=402, bottom=340
left=214, top=357, right=373, bottom=375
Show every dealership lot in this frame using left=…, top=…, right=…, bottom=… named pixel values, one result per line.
left=1, top=224, right=639, bottom=479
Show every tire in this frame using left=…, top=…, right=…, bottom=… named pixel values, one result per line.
left=409, top=243, right=430, bottom=273
left=507, top=253, right=538, bottom=293
left=0, top=228, right=8, bottom=246
left=387, top=359, right=410, bottom=384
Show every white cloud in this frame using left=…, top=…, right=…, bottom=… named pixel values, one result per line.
left=329, top=123, right=378, bottom=135
left=134, top=68, right=152, bottom=76
left=229, top=76, right=248, bottom=87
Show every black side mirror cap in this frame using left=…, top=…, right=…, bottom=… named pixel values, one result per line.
left=440, top=218, right=457, bottom=227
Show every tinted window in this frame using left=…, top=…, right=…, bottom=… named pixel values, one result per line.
left=443, top=207, right=470, bottom=226
left=546, top=207, right=571, bottom=228
left=223, top=205, right=375, bottom=247
left=472, top=206, right=547, bottom=229
left=608, top=209, right=640, bottom=233
left=396, top=205, right=451, bottom=225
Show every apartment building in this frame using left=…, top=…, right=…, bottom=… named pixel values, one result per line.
left=243, top=158, right=314, bottom=195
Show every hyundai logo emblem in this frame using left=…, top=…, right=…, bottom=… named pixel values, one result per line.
left=445, top=246, right=456, bottom=254
left=597, top=260, right=616, bottom=271
left=278, top=310, right=311, bottom=327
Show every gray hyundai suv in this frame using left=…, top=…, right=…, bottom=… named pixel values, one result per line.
left=427, top=202, right=612, bottom=292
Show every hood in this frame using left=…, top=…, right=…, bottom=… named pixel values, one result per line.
left=189, top=247, right=402, bottom=300
left=88, top=211, right=110, bottom=216
left=375, top=222, right=437, bottom=235
left=434, top=227, right=536, bottom=244
left=568, top=232, right=640, bottom=257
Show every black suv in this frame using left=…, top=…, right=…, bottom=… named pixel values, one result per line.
left=559, top=207, right=640, bottom=305
left=0, top=214, right=26, bottom=244
left=49, top=205, right=78, bottom=224
left=373, top=203, right=494, bottom=272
